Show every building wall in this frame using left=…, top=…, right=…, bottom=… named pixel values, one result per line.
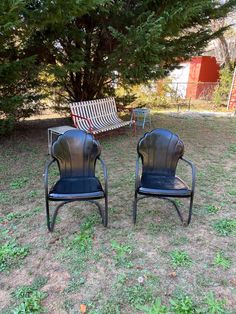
left=186, top=56, right=220, bottom=99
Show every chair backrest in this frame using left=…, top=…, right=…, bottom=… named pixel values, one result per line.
left=70, top=97, right=119, bottom=131
left=137, top=128, right=184, bottom=176
left=52, top=129, right=101, bottom=178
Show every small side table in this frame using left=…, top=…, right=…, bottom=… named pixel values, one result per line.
left=48, top=126, right=76, bottom=154
left=133, top=108, right=151, bottom=129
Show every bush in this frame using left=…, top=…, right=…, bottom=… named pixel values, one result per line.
left=0, top=116, right=15, bottom=135
left=213, top=65, right=234, bottom=106
left=115, top=79, right=178, bottom=109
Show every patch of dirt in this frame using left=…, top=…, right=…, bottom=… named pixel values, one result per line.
left=41, top=268, right=71, bottom=293
left=0, top=289, right=11, bottom=311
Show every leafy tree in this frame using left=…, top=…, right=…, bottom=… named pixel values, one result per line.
left=0, top=0, right=43, bottom=134
left=1, top=0, right=236, bottom=128
left=25, top=0, right=236, bottom=102
left=213, top=64, right=234, bottom=106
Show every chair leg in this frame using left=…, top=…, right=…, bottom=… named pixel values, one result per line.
left=88, top=199, right=108, bottom=227
left=46, top=200, right=68, bottom=232
left=46, top=197, right=51, bottom=232
left=133, top=192, right=138, bottom=224
left=187, top=194, right=194, bottom=225
left=103, top=195, right=108, bottom=227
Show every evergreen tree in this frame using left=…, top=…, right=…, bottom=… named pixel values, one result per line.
left=26, top=0, right=236, bottom=101
left=1, top=0, right=236, bottom=127
left=0, top=0, right=43, bottom=133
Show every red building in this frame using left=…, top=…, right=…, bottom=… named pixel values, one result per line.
left=186, top=56, right=220, bottom=99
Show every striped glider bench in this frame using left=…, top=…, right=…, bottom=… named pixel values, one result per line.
left=70, top=97, right=136, bottom=135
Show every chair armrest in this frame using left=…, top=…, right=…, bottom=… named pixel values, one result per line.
left=135, top=155, right=141, bottom=191
left=43, top=159, right=56, bottom=196
left=180, top=156, right=196, bottom=193
left=97, top=157, right=108, bottom=196
left=71, top=113, right=93, bottom=132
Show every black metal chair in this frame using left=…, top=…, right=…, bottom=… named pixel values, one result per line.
left=44, top=129, right=108, bottom=232
left=133, top=128, right=196, bottom=225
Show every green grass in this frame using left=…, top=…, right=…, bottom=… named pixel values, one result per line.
left=170, top=250, right=192, bottom=268
left=10, top=177, right=29, bottom=189
left=111, top=240, right=134, bottom=268
left=1, top=113, right=236, bottom=313
left=213, top=219, right=236, bottom=236
left=206, top=205, right=220, bottom=214
left=213, top=251, right=232, bottom=270
left=11, top=284, right=47, bottom=314
left=169, top=295, right=196, bottom=314
left=137, top=298, right=168, bottom=314
left=0, top=239, right=29, bottom=272
left=203, top=292, right=226, bottom=314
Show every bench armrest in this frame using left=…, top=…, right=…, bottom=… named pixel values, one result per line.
left=180, top=156, right=196, bottom=193
left=71, top=113, right=93, bottom=132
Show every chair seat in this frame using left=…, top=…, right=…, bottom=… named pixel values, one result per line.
left=138, top=173, right=191, bottom=197
left=49, top=176, right=104, bottom=200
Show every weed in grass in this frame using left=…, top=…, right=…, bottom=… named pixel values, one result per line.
left=196, top=274, right=215, bottom=288
left=27, top=190, right=38, bottom=198
left=64, top=277, right=86, bottom=293
left=206, top=205, right=220, bottom=214
left=63, top=299, right=75, bottom=312
left=0, top=240, right=29, bottom=272
left=70, top=227, right=93, bottom=254
left=137, top=298, right=168, bottom=314
left=228, top=144, right=236, bottom=154
left=170, top=235, right=189, bottom=246
left=170, top=295, right=196, bottom=314
left=97, top=300, right=121, bottom=314
left=111, top=240, right=134, bottom=268
left=0, top=191, right=10, bottom=204
left=116, top=273, right=127, bottom=285
left=213, top=219, right=236, bottom=236
left=202, top=292, right=226, bottom=314
left=0, top=207, right=41, bottom=224
left=12, top=284, right=47, bottom=314
left=57, top=214, right=98, bottom=276
left=0, top=212, right=24, bottom=223
left=170, top=250, right=192, bottom=268
left=110, top=207, right=119, bottom=213
left=213, top=251, right=232, bottom=270
left=228, top=188, right=236, bottom=196
left=124, top=284, right=153, bottom=308
left=147, top=221, right=175, bottom=235
left=10, top=177, right=28, bottom=189
left=31, top=276, right=48, bottom=290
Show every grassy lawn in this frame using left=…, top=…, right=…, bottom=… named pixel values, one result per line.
left=0, top=112, right=236, bottom=313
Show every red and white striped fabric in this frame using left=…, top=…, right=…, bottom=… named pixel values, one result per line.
left=70, top=97, right=135, bottom=134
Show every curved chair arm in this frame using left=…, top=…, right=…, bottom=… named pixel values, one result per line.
left=97, top=157, right=108, bottom=196
left=43, top=159, right=56, bottom=196
left=135, top=155, right=141, bottom=191
left=180, top=156, right=196, bottom=193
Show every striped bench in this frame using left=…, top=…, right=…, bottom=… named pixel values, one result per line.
left=70, top=97, right=136, bottom=135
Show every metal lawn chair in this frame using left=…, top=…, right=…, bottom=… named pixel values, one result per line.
left=44, top=129, right=108, bottom=232
left=133, top=128, right=196, bottom=225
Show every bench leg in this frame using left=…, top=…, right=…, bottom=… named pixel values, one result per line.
left=132, top=121, right=137, bottom=136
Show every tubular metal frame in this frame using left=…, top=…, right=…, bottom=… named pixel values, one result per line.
left=133, top=156, right=196, bottom=226
left=44, top=157, right=108, bottom=232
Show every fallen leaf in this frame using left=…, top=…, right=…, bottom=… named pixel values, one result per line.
left=169, top=271, right=177, bottom=278
left=229, top=278, right=236, bottom=286
left=80, top=304, right=87, bottom=313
